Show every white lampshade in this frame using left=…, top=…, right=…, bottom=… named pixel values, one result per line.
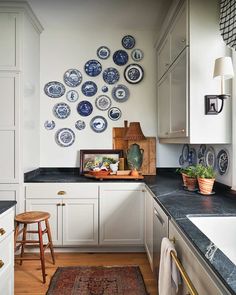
left=213, top=56, right=234, bottom=80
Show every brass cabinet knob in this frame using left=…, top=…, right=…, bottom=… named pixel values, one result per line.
left=0, top=228, right=6, bottom=236
left=57, top=191, right=66, bottom=195
left=61, top=203, right=66, bottom=206
left=56, top=203, right=61, bottom=206
left=0, top=260, right=4, bottom=268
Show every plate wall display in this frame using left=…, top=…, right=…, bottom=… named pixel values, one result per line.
left=63, top=69, right=82, bottom=87
left=182, top=144, right=189, bottom=161
left=204, top=146, right=216, bottom=168
left=95, top=95, right=111, bottom=111
left=113, top=50, right=129, bottom=66
left=97, top=46, right=110, bottom=60
left=122, top=35, right=135, bottom=49
left=44, top=120, right=55, bottom=130
left=102, top=85, right=108, bottom=93
left=90, top=116, right=108, bottom=133
left=131, top=49, right=144, bottom=61
left=217, top=149, right=229, bottom=175
left=53, top=103, right=71, bottom=119
left=179, top=155, right=184, bottom=166
left=44, top=81, right=65, bottom=98
left=66, top=90, right=79, bottom=102
left=55, top=128, right=75, bottom=147
left=112, top=84, right=130, bottom=102
left=84, top=59, right=102, bottom=77
left=189, top=148, right=197, bottom=165
left=124, top=64, right=144, bottom=84
left=77, top=100, right=93, bottom=116
left=108, top=107, right=122, bottom=121
left=75, top=120, right=86, bottom=130
left=81, top=81, right=98, bottom=97
left=103, top=67, right=120, bottom=84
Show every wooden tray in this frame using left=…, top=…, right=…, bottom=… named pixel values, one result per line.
left=84, top=173, right=144, bottom=180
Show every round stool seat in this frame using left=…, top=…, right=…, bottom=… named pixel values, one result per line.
left=15, top=211, right=50, bottom=224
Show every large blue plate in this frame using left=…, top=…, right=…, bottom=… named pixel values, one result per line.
left=124, top=64, right=144, bottom=84
left=90, top=116, right=108, bottom=133
left=113, top=50, right=129, bottom=66
left=63, top=69, right=82, bottom=87
left=112, top=84, right=130, bottom=102
left=44, top=81, right=65, bottom=98
left=55, top=128, right=75, bottom=147
left=81, top=81, right=98, bottom=97
left=84, top=60, right=102, bottom=77
left=77, top=100, right=93, bottom=116
left=53, top=103, right=71, bottom=119
left=103, top=67, right=120, bottom=84
left=122, top=35, right=135, bottom=49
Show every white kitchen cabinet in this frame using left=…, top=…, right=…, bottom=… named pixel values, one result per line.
left=99, top=183, right=144, bottom=246
left=144, top=188, right=154, bottom=270
left=157, top=36, right=171, bottom=80
left=169, top=220, right=230, bottom=295
left=0, top=184, right=20, bottom=213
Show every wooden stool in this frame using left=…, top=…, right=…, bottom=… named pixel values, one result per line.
left=14, top=211, right=55, bottom=283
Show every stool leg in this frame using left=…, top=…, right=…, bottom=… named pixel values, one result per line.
left=45, top=219, right=55, bottom=264
left=14, top=222, right=19, bottom=252
left=38, top=221, right=46, bottom=284
left=20, top=224, right=27, bottom=265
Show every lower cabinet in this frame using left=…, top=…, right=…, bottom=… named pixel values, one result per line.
left=99, top=183, right=144, bottom=245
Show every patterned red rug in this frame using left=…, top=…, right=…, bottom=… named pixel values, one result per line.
left=46, top=265, right=148, bottom=295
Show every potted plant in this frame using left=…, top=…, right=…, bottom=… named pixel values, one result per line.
left=184, top=165, right=197, bottom=191
left=176, top=167, right=188, bottom=187
left=195, top=164, right=216, bottom=195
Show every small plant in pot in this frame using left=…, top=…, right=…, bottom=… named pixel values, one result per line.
left=184, top=165, right=197, bottom=191
left=176, top=167, right=188, bottom=187
left=195, top=164, right=216, bottom=195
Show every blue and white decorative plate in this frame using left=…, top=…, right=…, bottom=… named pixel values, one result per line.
left=77, top=100, right=93, bottom=116
left=131, top=49, right=144, bottom=62
left=103, top=67, right=120, bottom=84
left=124, top=64, right=144, bottom=84
left=102, top=85, right=108, bottom=93
left=44, top=81, right=65, bottom=98
left=81, top=81, right=98, bottom=97
left=113, top=50, right=129, bottom=66
left=44, top=120, right=55, bottom=130
left=55, top=128, right=75, bottom=147
left=108, top=107, right=122, bottom=121
left=122, top=35, right=135, bottom=49
left=182, top=144, right=189, bottom=161
left=84, top=60, right=102, bottom=77
left=53, top=103, right=71, bottom=119
left=75, top=120, right=86, bottom=130
left=90, top=116, right=108, bottom=133
left=188, top=148, right=197, bottom=165
left=95, top=95, right=111, bottom=111
left=97, top=46, right=110, bottom=60
left=112, top=84, right=130, bottom=102
left=66, top=90, right=79, bottom=102
left=217, top=149, right=229, bottom=175
left=63, top=69, right=82, bottom=87
left=204, top=146, right=216, bottom=168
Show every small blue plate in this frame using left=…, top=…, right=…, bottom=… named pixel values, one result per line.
left=103, top=67, right=120, bottom=84
left=90, top=116, right=108, bottom=133
left=84, top=60, right=102, bottom=77
left=75, top=120, right=86, bottom=130
left=108, top=107, right=122, bottom=121
left=81, top=81, right=98, bottom=97
left=77, top=100, right=93, bottom=116
left=44, top=81, right=65, bottom=98
left=122, top=35, right=135, bottom=49
left=95, top=95, right=111, bottom=111
left=53, top=103, right=71, bottom=119
left=124, top=64, right=144, bottom=84
left=44, top=120, right=55, bottom=130
left=112, top=84, right=130, bottom=102
left=113, top=50, right=129, bottom=66
left=131, top=49, right=144, bottom=61
left=102, top=85, right=108, bottom=93
left=55, top=128, right=75, bottom=147
left=97, top=46, right=110, bottom=60
left=66, top=90, right=79, bottom=102
left=63, top=69, right=82, bottom=87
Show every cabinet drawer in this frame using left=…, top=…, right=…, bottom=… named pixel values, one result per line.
left=0, top=233, right=14, bottom=278
left=25, top=183, right=99, bottom=199
left=0, top=208, right=14, bottom=243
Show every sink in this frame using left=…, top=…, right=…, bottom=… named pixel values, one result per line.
left=187, top=215, right=236, bottom=265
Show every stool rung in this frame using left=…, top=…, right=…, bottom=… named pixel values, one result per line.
left=15, top=257, right=41, bottom=261
left=26, top=229, right=48, bottom=234
left=16, top=240, right=39, bottom=244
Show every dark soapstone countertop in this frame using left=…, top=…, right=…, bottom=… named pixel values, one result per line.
left=0, top=201, right=16, bottom=214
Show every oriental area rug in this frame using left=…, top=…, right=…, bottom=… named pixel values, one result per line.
left=46, top=265, right=148, bottom=295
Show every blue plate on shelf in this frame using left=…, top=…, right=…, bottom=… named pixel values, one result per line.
left=84, top=60, right=102, bottom=77
left=122, top=35, right=135, bottom=49
left=44, top=81, right=65, bottom=98
left=102, top=85, right=108, bottom=93
left=124, top=64, right=144, bottom=84
left=95, top=95, right=111, bottom=111
left=204, top=146, right=216, bottom=168
left=113, top=50, right=129, bottom=66
left=103, top=67, right=120, bottom=84
left=81, top=81, right=98, bottom=97
left=112, top=84, right=130, bottom=102
left=55, top=128, right=75, bottom=147
left=217, top=149, right=229, bottom=175
left=63, top=69, right=82, bottom=87
left=66, top=90, right=79, bottom=102
left=108, top=107, right=122, bottom=121
left=75, top=120, right=86, bottom=130
left=53, top=103, right=71, bottom=119
left=77, top=100, right=93, bottom=116
left=44, top=120, right=55, bottom=130
left=90, top=116, right=108, bottom=133
left=97, top=46, right=110, bottom=60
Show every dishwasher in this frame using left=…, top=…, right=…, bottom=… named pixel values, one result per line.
left=153, top=200, right=169, bottom=281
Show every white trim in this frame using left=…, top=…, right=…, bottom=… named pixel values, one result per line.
left=231, top=51, right=236, bottom=190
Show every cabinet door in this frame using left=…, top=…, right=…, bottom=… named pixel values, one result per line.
left=169, top=49, right=188, bottom=137
left=99, top=184, right=144, bottom=245
left=145, top=190, right=153, bottom=270
left=62, top=199, right=98, bottom=246
left=26, top=199, right=63, bottom=246
left=169, top=1, right=187, bottom=63
left=157, top=36, right=170, bottom=80
left=158, top=74, right=170, bottom=138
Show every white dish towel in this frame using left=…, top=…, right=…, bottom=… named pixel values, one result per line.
left=158, top=237, right=181, bottom=295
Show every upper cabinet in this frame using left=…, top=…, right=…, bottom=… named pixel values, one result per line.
left=156, top=0, right=231, bottom=144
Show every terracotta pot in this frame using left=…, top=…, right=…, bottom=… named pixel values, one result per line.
left=186, top=176, right=197, bottom=191
left=198, top=178, right=215, bottom=195
left=181, top=173, right=188, bottom=187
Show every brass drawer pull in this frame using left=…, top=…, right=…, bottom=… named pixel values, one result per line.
left=56, top=203, right=61, bottom=206
left=57, top=191, right=66, bottom=195
left=62, top=203, right=66, bottom=206
left=0, top=260, right=4, bottom=268
left=0, top=228, right=6, bottom=236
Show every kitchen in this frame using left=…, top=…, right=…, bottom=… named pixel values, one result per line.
left=0, top=0, right=236, bottom=294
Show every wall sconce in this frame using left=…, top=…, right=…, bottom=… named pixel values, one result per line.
left=205, top=56, right=234, bottom=115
